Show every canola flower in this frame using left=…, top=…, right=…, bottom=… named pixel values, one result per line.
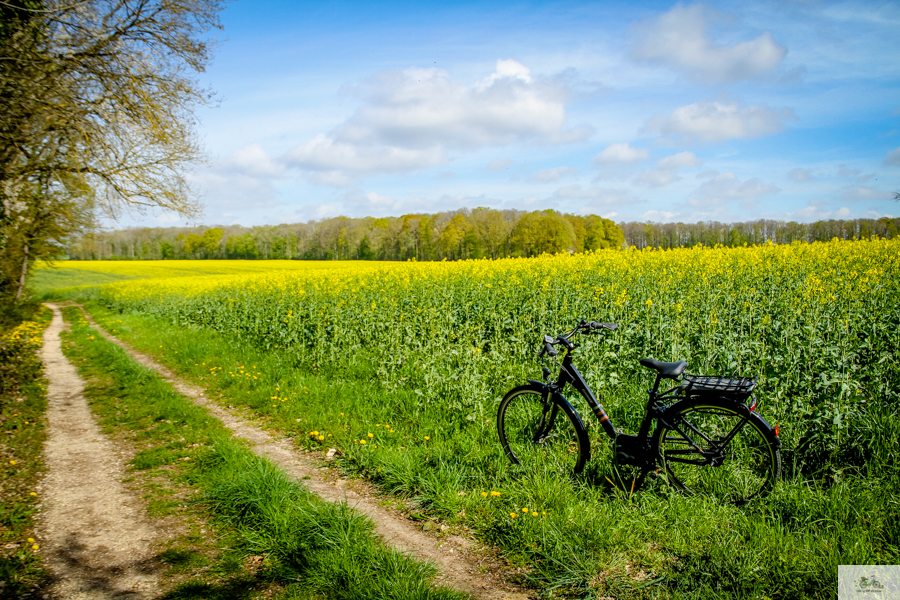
left=51, top=239, right=900, bottom=476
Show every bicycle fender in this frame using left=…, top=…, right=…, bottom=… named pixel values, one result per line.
left=662, top=397, right=779, bottom=446
left=526, top=379, right=550, bottom=391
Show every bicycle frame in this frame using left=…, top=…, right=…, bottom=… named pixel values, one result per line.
left=534, top=346, right=685, bottom=455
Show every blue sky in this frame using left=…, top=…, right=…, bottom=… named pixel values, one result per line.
left=138, top=0, right=900, bottom=227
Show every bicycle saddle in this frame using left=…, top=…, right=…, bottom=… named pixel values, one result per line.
left=639, top=358, right=688, bottom=379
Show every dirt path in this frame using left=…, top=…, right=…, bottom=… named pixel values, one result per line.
left=38, top=303, right=163, bottom=599
left=74, top=306, right=531, bottom=600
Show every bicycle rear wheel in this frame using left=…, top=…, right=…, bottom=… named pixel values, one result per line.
left=497, top=384, right=588, bottom=478
left=656, top=397, right=781, bottom=503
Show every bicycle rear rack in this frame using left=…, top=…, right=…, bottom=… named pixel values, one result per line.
left=680, top=375, right=757, bottom=399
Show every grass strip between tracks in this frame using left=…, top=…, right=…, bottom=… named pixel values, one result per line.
left=59, top=306, right=467, bottom=600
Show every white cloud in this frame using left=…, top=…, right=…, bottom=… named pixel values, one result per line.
left=841, top=187, right=891, bottom=202
left=635, top=151, right=702, bottom=188
left=657, top=151, right=702, bottom=170
left=551, top=185, right=641, bottom=209
left=687, top=172, right=779, bottom=207
left=780, top=200, right=853, bottom=222
left=529, top=166, right=579, bottom=183
left=592, top=142, right=650, bottom=165
left=630, top=4, right=787, bottom=84
left=281, top=60, right=592, bottom=184
left=635, top=169, right=681, bottom=188
left=788, top=168, right=814, bottom=182
left=285, top=134, right=446, bottom=174
left=837, top=165, right=862, bottom=177
left=655, top=100, right=795, bottom=143
left=884, top=147, right=900, bottom=166
left=222, top=143, right=285, bottom=178
left=486, top=159, right=514, bottom=171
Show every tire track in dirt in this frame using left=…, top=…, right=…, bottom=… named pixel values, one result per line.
left=38, top=303, right=163, bottom=600
left=74, top=305, right=532, bottom=600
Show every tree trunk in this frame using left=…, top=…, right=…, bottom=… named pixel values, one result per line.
left=14, top=242, right=28, bottom=303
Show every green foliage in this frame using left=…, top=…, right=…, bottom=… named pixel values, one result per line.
left=0, top=305, right=51, bottom=597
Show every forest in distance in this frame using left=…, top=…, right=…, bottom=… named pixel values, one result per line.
left=65, top=207, right=900, bottom=262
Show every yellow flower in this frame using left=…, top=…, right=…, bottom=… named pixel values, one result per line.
left=360, top=440, right=366, bottom=445
left=481, top=492, right=488, bottom=497
left=509, top=513, right=517, bottom=519
left=9, top=460, right=14, bottom=466
left=532, top=512, right=538, bottom=517
left=367, top=433, right=374, bottom=438
left=32, top=544, right=39, bottom=550
left=521, top=507, right=528, bottom=512
left=29, top=492, right=36, bottom=497
left=318, top=435, right=324, bottom=441
left=27, top=538, right=34, bottom=543
left=424, top=436, right=430, bottom=441
left=490, top=491, right=500, bottom=497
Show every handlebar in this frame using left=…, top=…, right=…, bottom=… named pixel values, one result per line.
left=539, top=319, right=619, bottom=357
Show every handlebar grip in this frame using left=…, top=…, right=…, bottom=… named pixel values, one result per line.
left=589, top=321, right=619, bottom=331
left=543, top=342, right=558, bottom=357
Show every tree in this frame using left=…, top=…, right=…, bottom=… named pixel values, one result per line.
left=0, top=0, right=225, bottom=301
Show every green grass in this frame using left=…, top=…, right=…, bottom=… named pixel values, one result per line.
left=0, top=304, right=52, bottom=599
left=59, top=307, right=468, bottom=600
left=29, top=265, right=137, bottom=295
left=74, top=301, right=900, bottom=599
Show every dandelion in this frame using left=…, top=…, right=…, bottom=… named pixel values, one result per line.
left=360, top=440, right=366, bottom=445
left=32, top=544, right=39, bottom=550
left=9, top=460, right=14, bottom=466
left=490, top=491, right=500, bottom=497
left=532, top=512, right=538, bottom=517
left=509, top=513, right=517, bottom=519
left=424, top=436, right=430, bottom=441
left=481, top=492, right=488, bottom=497
left=367, top=433, right=374, bottom=438
left=27, top=538, right=34, bottom=543
left=318, top=435, right=324, bottom=441
left=29, top=492, right=36, bottom=497
left=521, top=507, right=528, bottom=513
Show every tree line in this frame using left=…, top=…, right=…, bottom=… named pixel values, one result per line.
left=621, top=217, right=900, bottom=249
left=66, top=212, right=899, bottom=262
left=66, top=208, right=624, bottom=261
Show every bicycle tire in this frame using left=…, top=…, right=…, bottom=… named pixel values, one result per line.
left=655, top=397, right=781, bottom=503
left=497, top=384, right=588, bottom=478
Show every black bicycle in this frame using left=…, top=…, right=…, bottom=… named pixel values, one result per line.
left=497, top=320, right=782, bottom=503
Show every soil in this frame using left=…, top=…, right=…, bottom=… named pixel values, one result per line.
left=37, top=303, right=164, bottom=599
left=74, top=306, right=533, bottom=600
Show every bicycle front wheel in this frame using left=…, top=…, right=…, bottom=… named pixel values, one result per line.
left=497, top=384, right=588, bottom=478
left=656, top=397, right=781, bottom=503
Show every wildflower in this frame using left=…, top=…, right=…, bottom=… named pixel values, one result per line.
left=360, top=440, right=366, bottom=445
left=490, top=491, right=500, bottom=497
left=9, top=461, right=14, bottom=466
left=532, top=512, right=538, bottom=517
left=521, top=507, right=528, bottom=512
left=367, top=433, right=374, bottom=438
left=481, top=492, right=488, bottom=497
left=32, top=544, right=39, bottom=550
left=510, top=513, right=517, bottom=519
left=424, top=436, right=430, bottom=441
left=27, top=538, right=34, bottom=543
left=318, top=435, right=324, bottom=441
left=29, top=492, right=36, bottom=497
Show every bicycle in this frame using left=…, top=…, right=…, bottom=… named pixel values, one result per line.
left=496, top=319, right=782, bottom=503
